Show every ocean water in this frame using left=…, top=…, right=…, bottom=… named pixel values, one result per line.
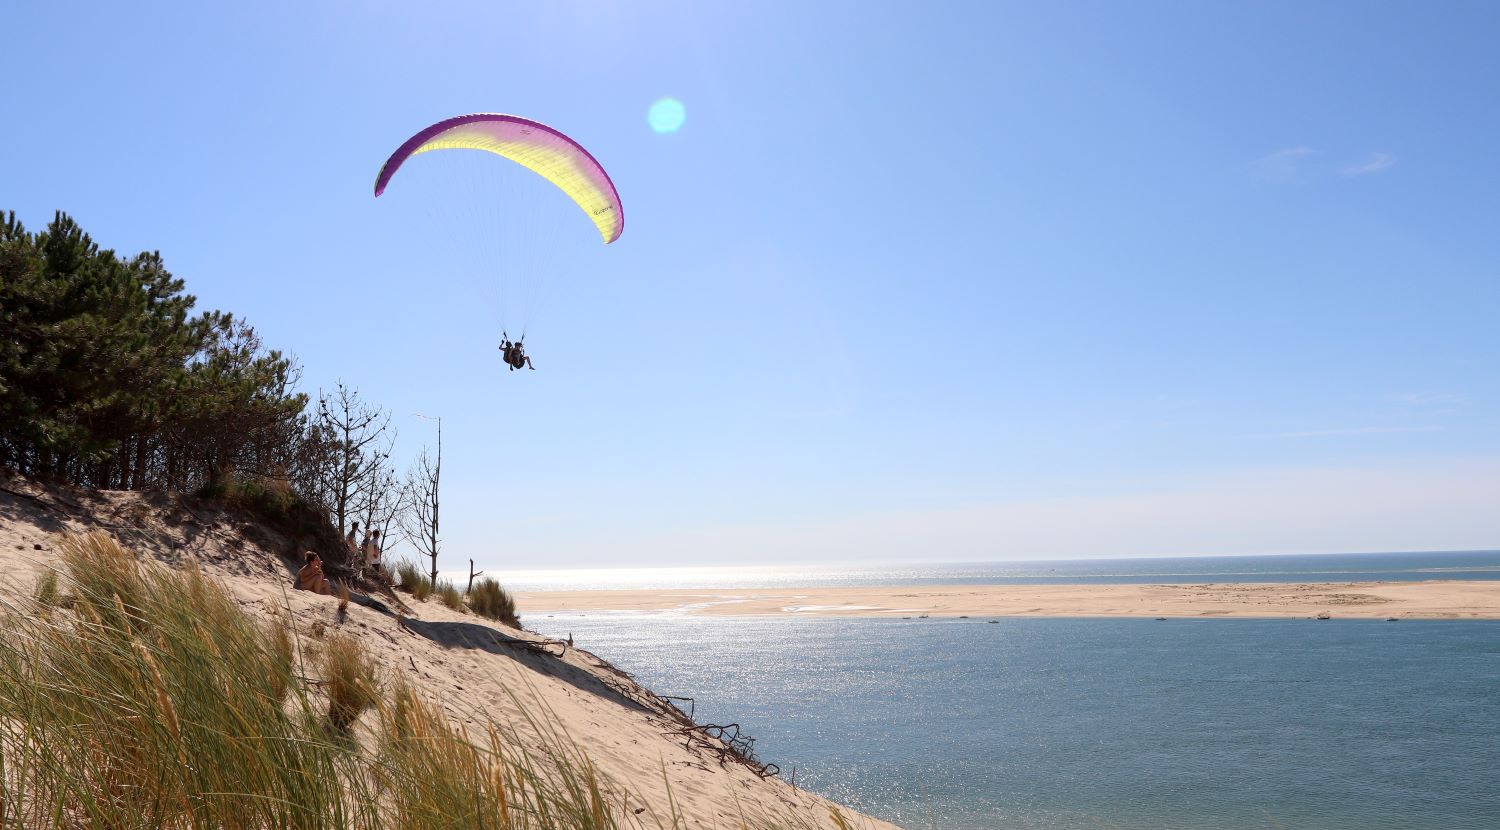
left=494, top=550, right=1500, bottom=592
left=526, top=613, right=1500, bottom=830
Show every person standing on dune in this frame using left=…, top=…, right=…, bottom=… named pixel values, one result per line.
left=363, top=529, right=383, bottom=574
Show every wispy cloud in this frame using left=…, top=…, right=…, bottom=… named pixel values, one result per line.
left=1254, top=148, right=1398, bottom=181
left=1341, top=151, right=1397, bottom=177
left=1256, top=147, right=1316, bottom=180
left=1251, top=425, right=1440, bottom=439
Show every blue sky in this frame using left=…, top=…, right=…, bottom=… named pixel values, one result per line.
left=4, top=1, right=1497, bottom=569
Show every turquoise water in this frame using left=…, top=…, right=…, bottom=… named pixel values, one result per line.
left=496, top=550, right=1500, bottom=592
left=526, top=614, right=1500, bottom=829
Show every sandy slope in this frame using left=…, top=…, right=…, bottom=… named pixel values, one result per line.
left=513, top=580, right=1500, bottom=619
left=0, top=474, right=900, bottom=830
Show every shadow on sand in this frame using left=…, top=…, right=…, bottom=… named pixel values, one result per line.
left=396, top=616, right=653, bottom=715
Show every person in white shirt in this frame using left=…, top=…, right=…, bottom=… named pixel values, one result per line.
left=362, top=528, right=383, bottom=573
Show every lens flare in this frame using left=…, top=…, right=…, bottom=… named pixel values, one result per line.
left=648, top=98, right=686, bottom=134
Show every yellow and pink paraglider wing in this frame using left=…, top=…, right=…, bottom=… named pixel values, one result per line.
left=374, top=113, right=623, bottom=244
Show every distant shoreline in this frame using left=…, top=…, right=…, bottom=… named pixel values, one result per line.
left=514, top=580, right=1500, bottom=619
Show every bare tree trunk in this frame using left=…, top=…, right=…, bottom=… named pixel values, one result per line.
left=316, top=384, right=393, bottom=537
left=427, top=420, right=441, bottom=586
left=423, top=417, right=438, bottom=585
left=399, top=418, right=443, bottom=591
left=467, top=559, right=484, bottom=594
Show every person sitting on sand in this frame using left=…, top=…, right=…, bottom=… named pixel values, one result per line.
left=499, top=336, right=535, bottom=371
left=296, top=551, right=332, bottom=595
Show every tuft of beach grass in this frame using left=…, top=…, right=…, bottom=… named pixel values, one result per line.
left=394, top=559, right=433, bottom=600
left=321, top=632, right=379, bottom=731
left=468, top=576, right=521, bottom=628
left=32, top=568, right=60, bottom=608
left=436, top=578, right=465, bottom=612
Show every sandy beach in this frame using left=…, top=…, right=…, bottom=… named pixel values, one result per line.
left=515, top=580, right=1500, bottom=619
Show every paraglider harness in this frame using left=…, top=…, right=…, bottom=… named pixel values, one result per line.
left=500, top=333, right=534, bottom=371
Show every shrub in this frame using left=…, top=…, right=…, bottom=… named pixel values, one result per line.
left=197, top=474, right=296, bottom=520
left=469, top=577, right=520, bottom=628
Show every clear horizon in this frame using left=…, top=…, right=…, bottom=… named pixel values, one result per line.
left=460, top=548, right=1500, bottom=587
left=5, top=1, right=1498, bottom=570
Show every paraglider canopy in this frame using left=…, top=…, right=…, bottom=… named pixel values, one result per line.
left=374, top=113, right=623, bottom=244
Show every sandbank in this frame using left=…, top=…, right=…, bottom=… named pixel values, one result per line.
left=515, top=580, right=1500, bottom=620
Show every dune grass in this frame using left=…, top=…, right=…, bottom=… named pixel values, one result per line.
left=0, top=533, right=331, bottom=829
left=0, top=532, right=873, bottom=830
left=436, top=578, right=466, bottom=612
left=0, top=532, right=634, bottom=829
left=468, top=576, right=521, bottom=627
left=31, top=567, right=59, bottom=607
left=393, top=563, right=464, bottom=613
left=392, top=559, right=433, bottom=600
left=321, top=632, right=380, bottom=730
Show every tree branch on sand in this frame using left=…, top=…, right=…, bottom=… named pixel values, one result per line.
left=467, top=559, right=484, bottom=594
left=667, top=722, right=781, bottom=779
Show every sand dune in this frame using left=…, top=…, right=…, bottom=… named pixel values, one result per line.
left=0, top=474, right=900, bottom=830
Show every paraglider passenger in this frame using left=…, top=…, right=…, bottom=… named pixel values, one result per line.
left=499, top=337, right=536, bottom=371
left=512, top=341, right=535, bottom=371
